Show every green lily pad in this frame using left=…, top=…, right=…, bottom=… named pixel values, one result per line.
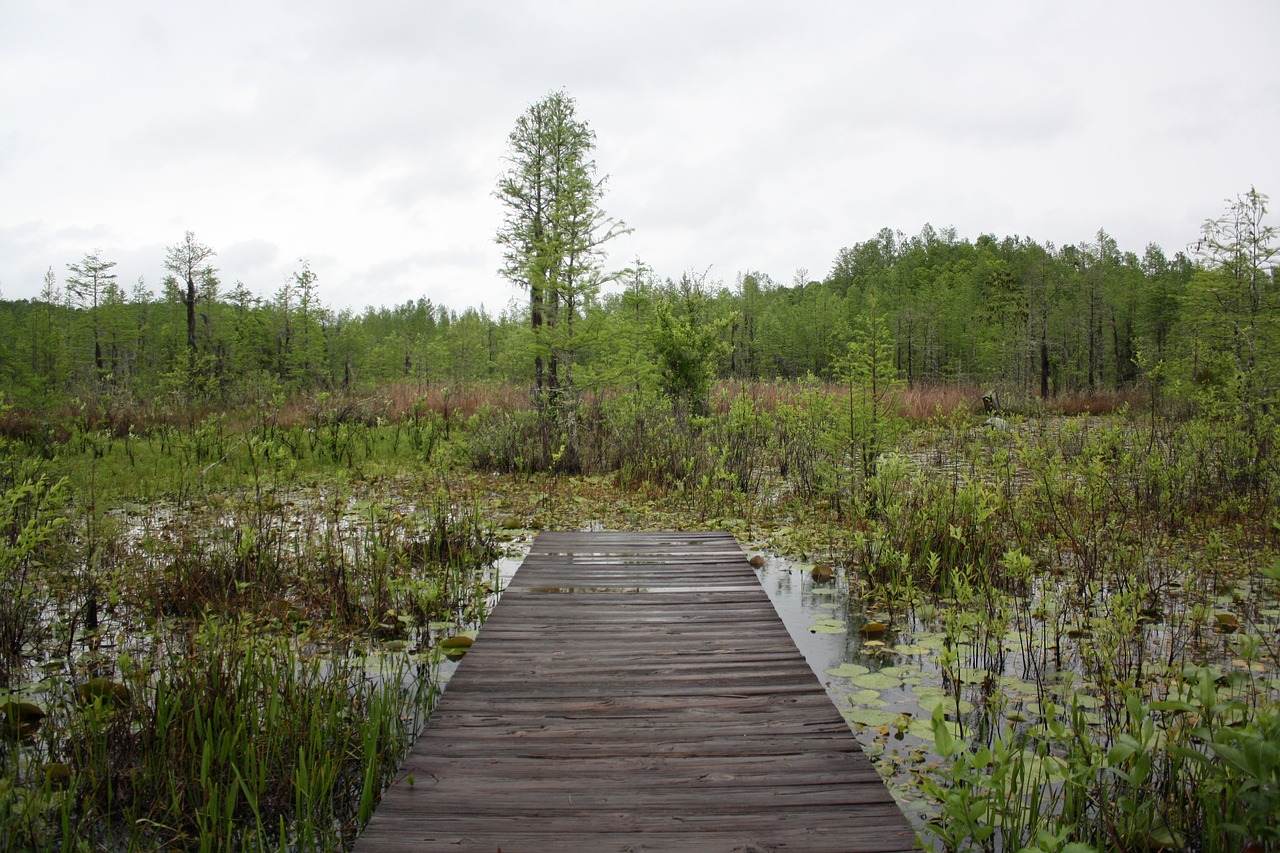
left=957, top=667, right=991, bottom=684
left=878, top=665, right=917, bottom=678
left=848, top=688, right=885, bottom=705
left=843, top=707, right=899, bottom=728
left=850, top=672, right=901, bottom=691
left=825, top=663, right=870, bottom=678
left=76, top=678, right=130, bottom=707
left=907, top=717, right=964, bottom=741
left=997, top=675, right=1039, bottom=695
left=912, top=633, right=949, bottom=650
left=907, top=719, right=936, bottom=740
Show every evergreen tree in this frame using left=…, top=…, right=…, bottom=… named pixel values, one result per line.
left=495, top=90, right=628, bottom=412
left=65, top=250, right=117, bottom=382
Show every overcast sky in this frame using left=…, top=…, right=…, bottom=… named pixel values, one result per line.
left=2, top=1, right=1277, bottom=314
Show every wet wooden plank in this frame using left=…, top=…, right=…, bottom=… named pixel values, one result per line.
left=355, top=531, right=917, bottom=852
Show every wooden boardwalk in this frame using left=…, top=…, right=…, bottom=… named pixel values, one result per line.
left=355, top=531, right=916, bottom=852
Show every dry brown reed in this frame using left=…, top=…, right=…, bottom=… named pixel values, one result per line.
left=1047, top=389, right=1144, bottom=416
left=895, top=383, right=985, bottom=421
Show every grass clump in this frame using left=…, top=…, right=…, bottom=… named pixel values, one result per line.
left=1, top=615, right=428, bottom=850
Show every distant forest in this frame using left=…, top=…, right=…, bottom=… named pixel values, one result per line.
left=0, top=194, right=1274, bottom=415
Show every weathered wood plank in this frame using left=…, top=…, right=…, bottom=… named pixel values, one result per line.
left=355, top=531, right=917, bottom=852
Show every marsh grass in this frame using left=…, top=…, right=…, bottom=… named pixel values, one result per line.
left=828, top=412, right=1280, bottom=851
left=2, top=383, right=1278, bottom=850
left=0, top=395, right=500, bottom=850
left=1, top=616, right=430, bottom=850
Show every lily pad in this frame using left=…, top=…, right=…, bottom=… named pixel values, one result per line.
left=825, top=663, right=870, bottom=678
left=1071, top=693, right=1102, bottom=709
left=1, top=701, right=45, bottom=725
left=878, top=665, right=917, bottom=679
left=849, top=688, right=885, bottom=705
left=850, top=672, right=901, bottom=691
left=906, top=719, right=934, bottom=740
left=44, top=763, right=72, bottom=789
left=1213, top=612, right=1240, bottom=634
left=956, top=667, right=991, bottom=685
left=76, top=678, right=130, bottom=707
left=843, top=707, right=899, bottom=728
left=907, top=717, right=964, bottom=741
left=810, top=564, right=835, bottom=583
left=997, top=675, right=1039, bottom=696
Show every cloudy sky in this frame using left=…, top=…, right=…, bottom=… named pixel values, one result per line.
left=2, top=1, right=1277, bottom=314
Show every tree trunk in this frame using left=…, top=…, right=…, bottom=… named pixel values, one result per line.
left=186, top=274, right=197, bottom=371
left=1040, top=339, right=1050, bottom=399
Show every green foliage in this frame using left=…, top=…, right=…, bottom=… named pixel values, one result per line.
left=495, top=89, right=629, bottom=423
left=0, top=417, right=499, bottom=849
left=0, top=401, right=68, bottom=687
left=833, top=302, right=904, bottom=481
left=923, top=667, right=1280, bottom=853
left=1, top=151, right=1278, bottom=851
left=2, top=187, right=1274, bottom=424
left=649, top=274, right=730, bottom=417
left=0, top=616, right=430, bottom=851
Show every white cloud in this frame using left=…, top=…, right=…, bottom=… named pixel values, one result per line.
left=1, top=0, right=1277, bottom=311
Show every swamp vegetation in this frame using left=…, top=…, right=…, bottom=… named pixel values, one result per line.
left=0, top=93, right=1276, bottom=850
left=0, top=377, right=1276, bottom=851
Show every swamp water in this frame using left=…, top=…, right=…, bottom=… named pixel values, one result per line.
left=748, top=552, right=949, bottom=827
left=746, top=550, right=1280, bottom=836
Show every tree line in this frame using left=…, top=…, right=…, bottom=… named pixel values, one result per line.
left=0, top=92, right=1274, bottom=426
